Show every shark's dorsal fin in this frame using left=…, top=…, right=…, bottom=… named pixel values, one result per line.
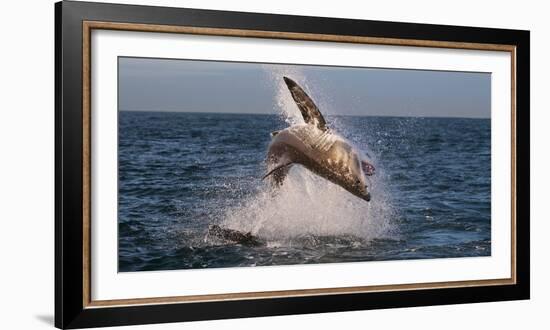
left=283, top=77, right=328, bottom=131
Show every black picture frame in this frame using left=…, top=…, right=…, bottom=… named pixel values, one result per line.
left=55, top=1, right=530, bottom=328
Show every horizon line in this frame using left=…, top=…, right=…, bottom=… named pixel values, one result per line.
left=119, top=109, right=490, bottom=120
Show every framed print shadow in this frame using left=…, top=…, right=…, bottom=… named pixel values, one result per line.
left=55, top=1, right=530, bottom=328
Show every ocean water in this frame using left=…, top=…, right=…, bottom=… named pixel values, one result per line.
left=118, top=111, right=491, bottom=272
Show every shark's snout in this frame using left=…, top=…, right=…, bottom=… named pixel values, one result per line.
left=348, top=176, right=371, bottom=202
left=357, top=184, right=371, bottom=202
left=364, top=191, right=371, bottom=202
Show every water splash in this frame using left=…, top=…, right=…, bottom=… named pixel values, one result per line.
left=219, top=68, right=397, bottom=244
left=222, top=168, right=395, bottom=242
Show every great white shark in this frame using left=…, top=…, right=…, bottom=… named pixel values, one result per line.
left=207, top=76, right=375, bottom=246
left=264, top=76, right=375, bottom=202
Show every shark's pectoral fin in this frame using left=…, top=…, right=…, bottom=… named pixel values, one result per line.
left=361, top=160, right=375, bottom=176
left=263, top=162, right=293, bottom=185
left=283, top=76, right=328, bottom=131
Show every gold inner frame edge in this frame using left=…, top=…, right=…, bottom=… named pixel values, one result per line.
left=81, top=20, right=517, bottom=308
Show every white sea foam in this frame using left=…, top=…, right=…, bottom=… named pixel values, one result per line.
left=221, top=167, right=395, bottom=243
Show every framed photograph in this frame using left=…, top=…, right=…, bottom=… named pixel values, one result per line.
left=55, top=1, right=530, bottom=328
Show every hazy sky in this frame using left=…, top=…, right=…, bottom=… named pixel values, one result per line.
left=119, top=57, right=490, bottom=118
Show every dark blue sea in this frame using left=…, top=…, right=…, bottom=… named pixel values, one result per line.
left=118, top=111, right=490, bottom=272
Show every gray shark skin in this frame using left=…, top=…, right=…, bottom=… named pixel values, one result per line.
left=265, top=77, right=374, bottom=202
